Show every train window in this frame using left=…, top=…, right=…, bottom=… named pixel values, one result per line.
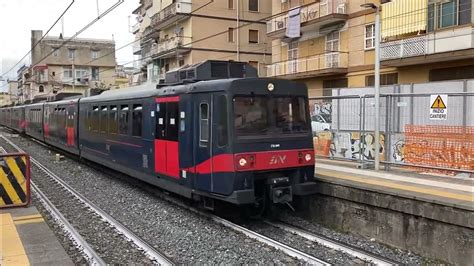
left=273, top=97, right=309, bottom=134
left=166, top=102, right=179, bottom=141
left=217, top=95, right=228, bottom=147
left=86, top=107, right=91, bottom=131
left=109, top=105, right=118, bottom=134
left=100, top=106, right=108, bottom=133
left=233, top=96, right=269, bottom=137
left=92, top=106, right=99, bottom=132
left=132, top=104, right=142, bottom=137
left=119, top=105, right=129, bottom=135
left=199, top=103, right=209, bottom=145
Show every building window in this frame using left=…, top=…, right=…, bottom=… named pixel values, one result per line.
left=91, top=67, right=99, bottom=81
left=429, top=65, right=474, bottom=81
left=249, top=29, right=259, bottom=44
left=132, top=104, right=143, bottom=137
left=365, top=73, right=398, bottom=86
left=68, top=49, right=75, bottom=59
left=199, top=103, right=209, bottom=146
left=249, top=0, right=259, bottom=12
left=228, top=27, right=235, bottom=42
left=428, top=0, right=464, bottom=31
left=364, top=24, right=375, bottom=50
left=39, top=85, right=44, bottom=93
left=52, top=48, right=59, bottom=57
left=179, top=59, right=185, bottom=67
left=228, top=0, right=234, bottom=9
left=325, top=31, right=339, bottom=52
left=63, top=68, right=73, bottom=79
left=119, top=105, right=129, bottom=135
left=288, top=41, right=299, bottom=74
left=91, top=50, right=99, bottom=59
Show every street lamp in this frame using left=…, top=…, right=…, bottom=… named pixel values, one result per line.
left=360, top=1, right=391, bottom=171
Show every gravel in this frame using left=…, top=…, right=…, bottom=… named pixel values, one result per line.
left=278, top=211, right=437, bottom=265
left=0, top=131, right=306, bottom=264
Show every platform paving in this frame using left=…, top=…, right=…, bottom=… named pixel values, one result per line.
left=0, top=206, right=72, bottom=266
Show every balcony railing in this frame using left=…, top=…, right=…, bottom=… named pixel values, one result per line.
left=381, top=36, right=427, bottom=60
left=132, top=43, right=142, bottom=55
left=150, top=0, right=192, bottom=28
left=151, top=37, right=184, bottom=56
left=266, top=53, right=348, bottom=77
left=381, top=26, right=474, bottom=61
left=132, top=22, right=140, bottom=34
left=267, top=0, right=347, bottom=34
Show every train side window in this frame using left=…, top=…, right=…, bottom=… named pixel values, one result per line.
left=217, top=95, right=228, bottom=147
left=199, top=103, right=209, bottom=145
left=119, top=105, right=129, bottom=135
left=100, top=106, right=108, bottom=133
left=109, top=105, right=118, bottom=134
left=132, top=104, right=142, bottom=137
left=166, top=102, right=178, bottom=141
left=92, top=106, right=99, bottom=132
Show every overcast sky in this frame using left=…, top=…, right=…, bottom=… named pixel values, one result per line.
left=0, top=0, right=138, bottom=80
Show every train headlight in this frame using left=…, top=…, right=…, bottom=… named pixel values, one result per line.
left=238, top=158, right=247, bottom=167
left=305, top=153, right=312, bottom=162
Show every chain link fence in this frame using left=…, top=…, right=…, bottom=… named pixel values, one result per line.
left=310, top=79, right=474, bottom=175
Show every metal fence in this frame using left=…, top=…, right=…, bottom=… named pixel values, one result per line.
left=310, top=79, right=474, bottom=175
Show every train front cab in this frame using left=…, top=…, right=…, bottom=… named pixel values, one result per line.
left=172, top=79, right=317, bottom=208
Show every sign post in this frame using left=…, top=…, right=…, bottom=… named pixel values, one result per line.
left=429, top=94, right=448, bottom=120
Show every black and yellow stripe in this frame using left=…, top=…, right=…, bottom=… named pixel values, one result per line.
left=0, top=155, right=29, bottom=207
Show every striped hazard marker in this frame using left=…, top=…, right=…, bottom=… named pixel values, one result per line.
left=0, top=154, right=30, bottom=208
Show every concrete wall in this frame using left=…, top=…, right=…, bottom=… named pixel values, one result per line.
left=307, top=178, right=474, bottom=265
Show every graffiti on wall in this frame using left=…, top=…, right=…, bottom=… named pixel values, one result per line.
left=311, top=101, right=332, bottom=123
left=314, top=132, right=385, bottom=161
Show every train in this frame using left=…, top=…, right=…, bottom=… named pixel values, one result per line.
left=0, top=61, right=317, bottom=215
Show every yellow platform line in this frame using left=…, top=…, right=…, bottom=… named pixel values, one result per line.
left=0, top=168, right=21, bottom=204
left=0, top=213, right=30, bottom=266
left=317, top=169, right=474, bottom=202
left=13, top=214, right=44, bottom=225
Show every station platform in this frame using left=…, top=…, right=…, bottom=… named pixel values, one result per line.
left=0, top=206, right=72, bottom=266
left=311, top=159, right=473, bottom=265
left=314, top=159, right=473, bottom=211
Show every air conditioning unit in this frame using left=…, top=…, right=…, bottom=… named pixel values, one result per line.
left=281, top=0, right=288, bottom=3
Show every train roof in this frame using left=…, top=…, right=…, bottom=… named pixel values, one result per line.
left=79, top=78, right=308, bottom=103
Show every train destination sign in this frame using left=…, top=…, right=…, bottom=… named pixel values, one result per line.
left=429, top=94, right=448, bottom=120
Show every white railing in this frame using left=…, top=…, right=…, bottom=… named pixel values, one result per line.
left=152, top=37, right=184, bottom=55
left=132, top=43, right=141, bottom=54
left=132, top=22, right=140, bottom=33
left=151, top=0, right=192, bottom=27
left=381, top=35, right=427, bottom=60
left=266, top=53, right=347, bottom=77
left=267, top=0, right=347, bottom=34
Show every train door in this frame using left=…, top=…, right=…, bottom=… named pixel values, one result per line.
left=66, top=105, right=75, bottom=146
left=193, top=94, right=213, bottom=192
left=155, top=97, right=180, bottom=179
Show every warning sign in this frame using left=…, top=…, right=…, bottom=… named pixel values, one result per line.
left=429, top=94, right=448, bottom=120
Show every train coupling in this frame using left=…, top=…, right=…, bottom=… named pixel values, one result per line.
left=266, top=177, right=292, bottom=204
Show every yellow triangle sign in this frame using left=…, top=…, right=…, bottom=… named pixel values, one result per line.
left=431, top=95, right=446, bottom=109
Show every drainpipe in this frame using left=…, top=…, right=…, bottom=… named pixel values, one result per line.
left=236, top=0, right=240, bottom=61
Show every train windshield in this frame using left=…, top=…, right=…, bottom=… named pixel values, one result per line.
left=233, top=96, right=309, bottom=137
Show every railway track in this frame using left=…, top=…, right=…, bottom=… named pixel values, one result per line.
left=1, top=135, right=174, bottom=266
left=265, top=221, right=398, bottom=266
left=1, top=131, right=399, bottom=265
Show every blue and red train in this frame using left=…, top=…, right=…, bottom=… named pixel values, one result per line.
left=0, top=61, right=317, bottom=213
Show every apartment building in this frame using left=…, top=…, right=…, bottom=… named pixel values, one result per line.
left=29, top=30, right=117, bottom=101
left=131, top=0, right=271, bottom=82
left=266, top=0, right=474, bottom=97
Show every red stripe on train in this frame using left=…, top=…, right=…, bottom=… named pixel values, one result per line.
left=155, top=96, right=180, bottom=103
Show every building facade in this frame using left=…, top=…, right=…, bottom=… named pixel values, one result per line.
left=131, top=0, right=271, bottom=83
left=29, top=30, right=117, bottom=101
left=266, top=0, right=474, bottom=97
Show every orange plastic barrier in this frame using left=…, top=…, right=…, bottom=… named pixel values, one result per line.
left=404, top=125, right=474, bottom=174
left=314, top=137, right=331, bottom=157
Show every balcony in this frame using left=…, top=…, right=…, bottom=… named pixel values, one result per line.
left=151, top=37, right=190, bottom=59
left=132, top=22, right=140, bottom=34
left=150, top=0, right=192, bottom=31
left=381, top=26, right=474, bottom=66
left=266, top=52, right=348, bottom=79
left=132, top=43, right=142, bottom=55
left=267, top=0, right=347, bottom=39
